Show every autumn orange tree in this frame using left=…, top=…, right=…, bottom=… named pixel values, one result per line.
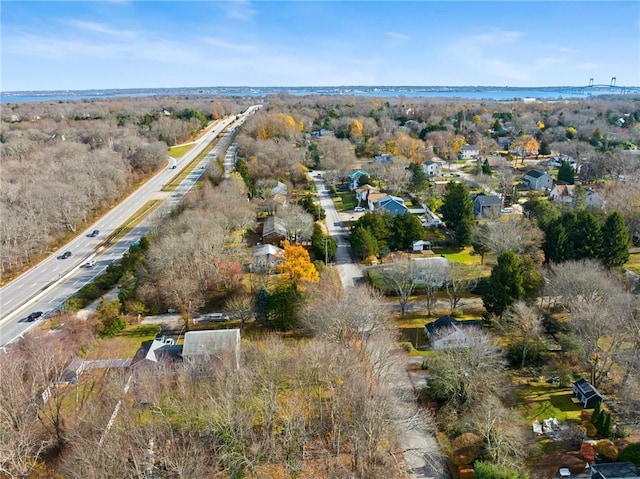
left=279, top=240, right=319, bottom=286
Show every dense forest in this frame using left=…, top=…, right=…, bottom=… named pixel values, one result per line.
left=0, top=97, right=248, bottom=275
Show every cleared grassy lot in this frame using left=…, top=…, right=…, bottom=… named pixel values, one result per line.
left=514, top=381, right=584, bottom=423
left=87, top=323, right=161, bottom=360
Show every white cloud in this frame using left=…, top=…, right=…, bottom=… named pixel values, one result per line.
left=219, top=0, right=257, bottom=21
left=200, top=37, right=257, bottom=53
left=387, top=31, right=409, bottom=42
left=64, top=19, right=137, bottom=38
left=577, top=62, right=602, bottom=70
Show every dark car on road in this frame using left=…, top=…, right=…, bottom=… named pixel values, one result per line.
left=89, top=230, right=100, bottom=237
left=59, top=251, right=72, bottom=259
left=27, top=311, right=43, bottom=322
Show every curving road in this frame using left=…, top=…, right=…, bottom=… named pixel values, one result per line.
left=0, top=105, right=261, bottom=346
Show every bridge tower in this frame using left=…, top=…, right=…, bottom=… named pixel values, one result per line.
left=589, top=78, right=594, bottom=87
left=611, top=77, right=616, bottom=87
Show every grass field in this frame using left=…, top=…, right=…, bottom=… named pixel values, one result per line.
left=87, top=323, right=161, bottom=360
left=515, top=381, right=584, bottom=423
left=168, top=143, right=195, bottom=158
left=432, top=246, right=484, bottom=266
left=333, top=190, right=357, bottom=212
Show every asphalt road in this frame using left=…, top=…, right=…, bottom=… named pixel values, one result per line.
left=311, top=174, right=364, bottom=287
left=0, top=106, right=261, bottom=346
left=311, top=173, right=447, bottom=479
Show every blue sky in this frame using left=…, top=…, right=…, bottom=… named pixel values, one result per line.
left=2, top=1, right=639, bottom=91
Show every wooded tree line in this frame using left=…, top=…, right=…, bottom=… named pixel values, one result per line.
left=0, top=97, right=246, bottom=275
left=0, top=285, right=417, bottom=479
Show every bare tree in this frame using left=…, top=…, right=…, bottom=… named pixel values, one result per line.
left=377, top=261, right=419, bottom=319
left=472, top=217, right=544, bottom=260
left=499, top=301, right=544, bottom=368
left=445, top=263, right=480, bottom=314
left=467, top=394, right=527, bottom=468
left=424, top=328, right=506, bottom=409
left=224, top=294, right=255, bottom=328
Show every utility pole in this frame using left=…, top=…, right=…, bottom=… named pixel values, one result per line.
left=324, top=238, right=329, bottom=265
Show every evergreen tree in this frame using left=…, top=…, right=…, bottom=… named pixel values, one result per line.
left=482, top=251, right=524, bottom=318
left=311, top=224, right=337, bottom=264
left=350, top=226, right=379, bottom=260
left=524, top=197, right=560, bottom=230
left=539, top=139, right=551, bottom=156
left=591, top=401, right=602, bottom=426
left=268, top=284, right=298, bottom=330
left=407, top=162, right=428, bottom=192
left=481, top=160, right=492, bottom=176
left=520, top=255, right=545, bottom=302
left=235, top=157, right=255, bottom=196
left=572, top=210, right=603, bottom=260
left=601, top=411, right=613, bottom=438
left=558, top=161, right=575, bottom=184
left=254, top=285, right=270, bottom=325
left=440, top=181, right=475, bottom=245
left=600, top=211, right=631, bottom=268
left=542, top=221, right=570, bottom=263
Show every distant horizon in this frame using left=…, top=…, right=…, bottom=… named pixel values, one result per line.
left=4, top=83, right=639, bottom=95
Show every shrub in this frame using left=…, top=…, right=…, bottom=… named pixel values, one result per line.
left=619, top=443, right=640, bottom=466
left=595, top=439, right=618, bottom=461
left=474, top=461, right=528, bottom=479
left=450, top=433, right=483, bottom=465
left=582, top=421, right=598, bottom=438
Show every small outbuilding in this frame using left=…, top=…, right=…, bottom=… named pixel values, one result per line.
left=590, top=462, right=640, bottom=479
left=573, top=378, right=603, bottom=409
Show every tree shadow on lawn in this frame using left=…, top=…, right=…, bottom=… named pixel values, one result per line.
left=517, top=384, right=584, bottom=422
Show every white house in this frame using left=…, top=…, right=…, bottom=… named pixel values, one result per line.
left=411, top=256, right=450, bottom=286
left=549, top=184, right=576, bottom=203
left=412, top=240, right=432, bottom=252
left=422, top=158, right=444, bottom=177
left=459, top=145, right=480, bottom=160
left=252, top=244, right=285, bottom=273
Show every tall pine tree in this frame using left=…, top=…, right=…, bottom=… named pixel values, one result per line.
left=482, top=251, right=524, bottom=318
left=441, top=181, right=475, bottom=245
left=600, top=211, right=631, bottom=268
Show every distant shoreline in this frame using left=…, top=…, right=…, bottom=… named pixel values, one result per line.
left=3, top=85, right=638, bottom=104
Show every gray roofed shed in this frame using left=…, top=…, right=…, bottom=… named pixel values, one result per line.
left=573, top=378, right=603, bottom=409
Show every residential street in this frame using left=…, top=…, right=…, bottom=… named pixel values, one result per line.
left=313, top=173, right=448, bottom=479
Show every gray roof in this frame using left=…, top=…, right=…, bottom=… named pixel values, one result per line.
left=424, top=315, right=482, bottom=336
left=574, top=378, right=602, bottom=401
left=524, top=169, right=548, bottom=179
left=591, top=463, right=640, bottom=479
left=182, top=329, right=240, bottom=359
left=263, top=216, right=287, bottom=237
left=473, top=194, right=501, bottom=206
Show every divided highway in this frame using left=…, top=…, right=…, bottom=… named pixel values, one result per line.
left=0, top=105, right=261, bottom=346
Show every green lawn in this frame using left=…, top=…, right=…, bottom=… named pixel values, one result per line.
left=88, top=323, right=161, bottom=360
left=432, top=246, right=487, bottom=267
left=515, top=381, right=584, bottom=423
left=333, top=190, right=357, bottom=211
left=168, top=144, right=195, bottom=158
left=625, top=251, right=640, bottom=275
